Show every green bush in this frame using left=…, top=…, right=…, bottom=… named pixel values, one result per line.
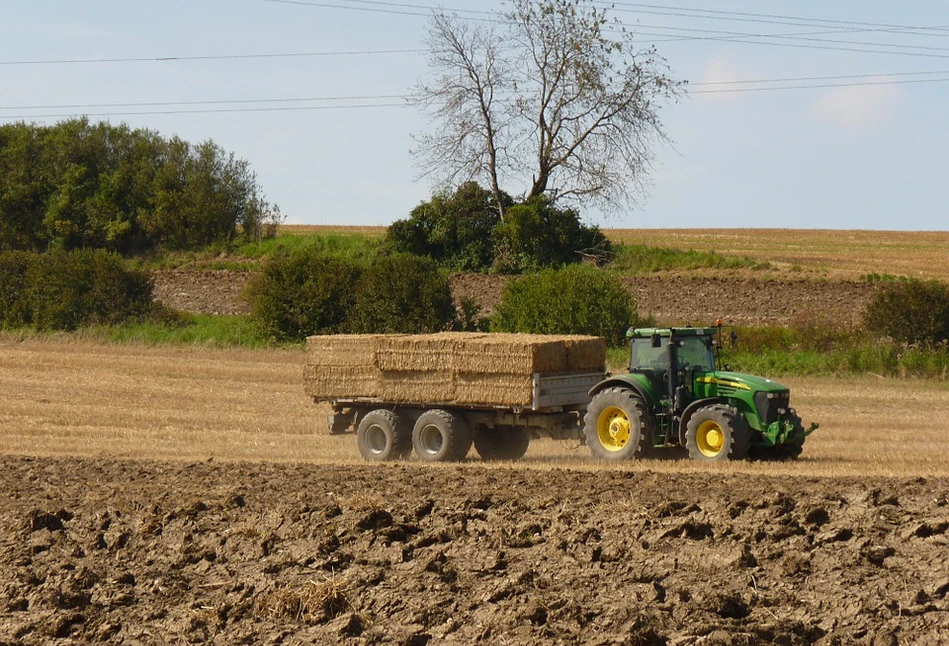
left=0, top=119, right=282, bottom=254
left=0, top=251, right=34, bottom=327
left=386, top=182, right=503, bottom=271
left=492, top=265, right=638, bottom=345
left=0, top=250, right=152, bottom=330
left=864, top=279, right=949, bottom=346
left=386, top=183, right=607, bottom=273
left=246, top=248, right=362, bottom=342
left=348, top=254, right=455, bottom=334
left=492, top=197, right=610, bottom=273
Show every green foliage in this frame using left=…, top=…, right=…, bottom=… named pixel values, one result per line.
left=348, top=254, right=455, bottom=334
left=102, top=314, right=273, bottom=347
left=864, top=279, right=949, bottom=346
left=0, top=250, right=153, bottom=331
left=492, top=197, right=610, bottom=273
left=0, top=251, right=33, bottom=327
left=385, top=183, right=607, bottom=273
left=246, top=248, right=362, bottom=342
left=492, top=264, right=639, bottom=346
left=609, top=244, right=768, bottom=273
left=386, top=182, right=503, bottom=271
left=0, top=119, right=281, bottom=254
left=247, top=250, right=456, bottom=341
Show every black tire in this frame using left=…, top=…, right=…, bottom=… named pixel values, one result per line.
left=685, top=404, right=750, bottom=461
left=356, top=409, right=412, bottom=461
left=412, top=409, right=472, bottom=462
left=583, top=387, right=654, bottom=460
left=473, top=426, right=531, bottom=461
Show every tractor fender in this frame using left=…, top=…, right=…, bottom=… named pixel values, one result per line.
left=678, top=397, right=727, bottom=446
left=588, top=377, right=650, bottom=404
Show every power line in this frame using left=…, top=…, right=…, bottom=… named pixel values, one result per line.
left=0, top=103, right=408, bottom=121
left=0, top=48, right=423, bottom=66
left=5, top=71, right=949, bottom=120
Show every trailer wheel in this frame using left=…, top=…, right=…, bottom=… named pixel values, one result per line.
left=412, top=409, right=472, bottom=462
left=685, top=404, right=750, bottom=461
left=473, top=426, right=530, bottom=461
left=583, top=388, right=653, bottom=460
left=356, top=410, right=412, bottom=461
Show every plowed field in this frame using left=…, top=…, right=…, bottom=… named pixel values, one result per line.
left=3, top=338, right=949, bottom=644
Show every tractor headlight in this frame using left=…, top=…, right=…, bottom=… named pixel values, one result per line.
left=790, top=408, right=797, bottom=415
left=767, top=393, right=775, bottom=399
left=778, top=408, right=787, bottom=416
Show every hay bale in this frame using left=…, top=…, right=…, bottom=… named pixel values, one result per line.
left=375, top=333, right=461, bottom=372
left=455, top=372, right=534, bottom=407
left=303, top=364, right=378, bottom=399
left=377, top=370, right=455, bottom=403
left=303, top=332, right=605, bottom=406
left=306, top=335, right=378, bottom=367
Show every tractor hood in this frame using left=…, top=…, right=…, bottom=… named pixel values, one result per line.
left=695, top=371, right=789, bottom=395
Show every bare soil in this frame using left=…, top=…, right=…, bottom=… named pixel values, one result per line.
left=155, top=270, right=872, bottom=326
left=2, top=457, right=948, bottom=645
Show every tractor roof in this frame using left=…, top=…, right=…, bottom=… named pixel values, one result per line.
left=626, top=327, right=720, bottom=339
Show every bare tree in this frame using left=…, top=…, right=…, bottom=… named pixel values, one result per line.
left=411, top=0, right=682, bottom=220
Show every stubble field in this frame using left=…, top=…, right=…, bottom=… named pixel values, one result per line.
left=2, top=337, right=949, bottom=644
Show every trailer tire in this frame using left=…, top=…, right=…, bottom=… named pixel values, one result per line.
left=412, top=409, right=471, bottom=462
left=583, top=387, right=653, bottom=460
left=685, top=404, right=750, bottom=461
left=356, top=409, right=412, bottom=461
left=473, top=426, right=530, bottom=461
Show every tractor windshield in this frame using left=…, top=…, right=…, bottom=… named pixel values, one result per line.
left=629, top=338, right=670, bottom=371
left=678, top=336, right=716, bottom=371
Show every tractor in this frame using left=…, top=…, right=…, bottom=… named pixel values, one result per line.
left=584, top=326, right=818, bottom=461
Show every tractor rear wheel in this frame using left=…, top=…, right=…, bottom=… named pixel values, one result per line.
left=356, top=409, right=412, bottom=461
left=583, top=388, right=654, bottom=460
left=473, top=426, right=530, bottom=461
left=685, top=404, right=750, bottom=461
left=412, top=409, right=472, bottom=462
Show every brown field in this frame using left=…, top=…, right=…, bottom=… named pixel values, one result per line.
left=4, top=338, right=949, bottom=644
left=284, top=224, right=949, bottom=281
left=3, top=336, right=948, bottom=477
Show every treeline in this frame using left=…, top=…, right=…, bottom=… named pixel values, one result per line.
left=0, top=119, right=281, bottom=254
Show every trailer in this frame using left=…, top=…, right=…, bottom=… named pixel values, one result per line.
left=304, top=333, right=606, bottom=462
left=324, top=371, right=603, bottom=462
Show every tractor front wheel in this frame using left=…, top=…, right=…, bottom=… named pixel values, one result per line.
left=583, top=388, right=654, bottom=460
left=685, top=405, right=750, bottom=461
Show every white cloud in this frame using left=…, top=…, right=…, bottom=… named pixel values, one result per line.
left=691, top=55, right=760, bottom=102
left=809, top=83, right=902, bottom=131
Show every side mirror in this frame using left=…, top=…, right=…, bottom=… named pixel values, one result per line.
left=652, top=333, right=662, bottom=348
left=730, top=331, right=738, bottom=347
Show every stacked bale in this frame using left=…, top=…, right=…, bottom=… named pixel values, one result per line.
left=304, top=332, right=605, bottom=407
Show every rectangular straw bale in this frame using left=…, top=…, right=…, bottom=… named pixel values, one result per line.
left=455, top=372, right=534, bottom=407
left=374, top=333, right=459, bottom=372
left=377, top=370, right=455, bottom=403
left=450, top=333, right=571, bottom=374
left=563, top=336, right=607, bottom=372
left=305, top=334, right=378, bottom=367
left=303, top=364, right=379, bottom=400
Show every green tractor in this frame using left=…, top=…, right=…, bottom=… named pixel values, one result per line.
left=584, top=326, right=818, bottom=461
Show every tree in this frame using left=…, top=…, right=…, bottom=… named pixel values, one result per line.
left=412, top=0, right=681, bottom=220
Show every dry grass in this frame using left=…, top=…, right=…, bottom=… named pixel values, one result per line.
left=3, top=337, right=949, bottom=478
left=256, top=575, right=353, bottom=624
left=604, top=228, right=949, bottom=280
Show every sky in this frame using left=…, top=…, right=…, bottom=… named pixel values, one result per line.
left=2, top=1, right=948, bottom=231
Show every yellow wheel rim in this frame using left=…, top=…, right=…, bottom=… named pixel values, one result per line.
left=597, top=406, right=632, bottom=452
left=696, top=419, right=725, bottom=457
